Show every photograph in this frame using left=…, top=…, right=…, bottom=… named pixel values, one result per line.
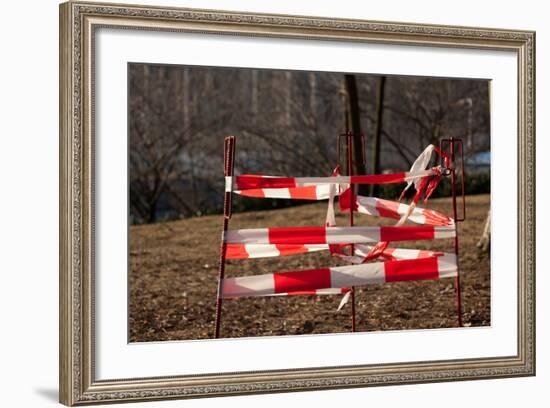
left=127, top=64, right=491, bottom=342
left=56, top=1, right=536, bottom=405
left=0, top=0, right=544, bottom=404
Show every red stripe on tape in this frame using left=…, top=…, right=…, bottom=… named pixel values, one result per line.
left=273, top=268, right=331, bottom=293
left=225, top=244, right=249, bottom=259
left=422, top=208, right=451, bottom=226
left=238, top=189, right=265, bottom=198
left=380, top=226, right=435, bottom=242
left=381, top=247, right=397, bottom=261
left=338, top=188, right=357, bottom=212
left=268, top=227, right=327, bottom=244
left=275, top=244, right=309, bottom=256
left=417, top=250, right=433, bottom=259
left=286, top=290, right=318, bottom=296
left=236, top=175, right=296, bottom=189
left=384, top=257, right=439, bottom=282
left=350, top=172, right=406, bottom=185
left=376, top=198, right=401, bottom=220
left=288, top=186, right=318, bottom=200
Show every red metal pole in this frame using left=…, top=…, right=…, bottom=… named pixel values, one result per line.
left=450, top=137, right=463, bottom=327
left=214, top=136, right=235, bottom=338
left=346, top=132, right=357, bottom=333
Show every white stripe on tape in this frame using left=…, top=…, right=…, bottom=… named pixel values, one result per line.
left=392, top=248, right=421, bottom=259
left=434, top=226, right=456, bottom=239
left=225, top=176, right=233, bottom=192
left=356, top=196, right=380, bottom=216
left=245, top=244, right=281, bottom=258
left=225, top=228, right=269, bottom=244
left=330, top=263, right=386, bottom=287
left=325, top=226, right=381, bottom=244
left=437, top=254, right=458, bottom=278
left=266, top=188, right=291, bottom=199
left=222, top=274, right=275, bottom=297
left=294, top=176, right=351, bottom=186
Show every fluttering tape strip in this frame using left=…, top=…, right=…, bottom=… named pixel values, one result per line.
left=219, top=144, right=455, bottom=306
left=224, top=225, right=456, bottom=245
left=229, top=169, right=437, bottom=192
left=222, top=254, right=457, bottom=297
left=225, top=243, right=443, bottom=261
left=223, top=287, right=350, bottom=299
left=338, top=188, right=453, bottom=226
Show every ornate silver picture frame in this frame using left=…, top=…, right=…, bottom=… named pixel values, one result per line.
left=59, top=1, right=535, bottom=405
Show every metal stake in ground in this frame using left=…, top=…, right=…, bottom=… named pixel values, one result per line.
left=441, top=137, right=466, bottom=327
left=338, top=131, right=364, bottom=333
left=214, top=136, right=236, bottom=338
left=346, top=132, right=357, bottom=332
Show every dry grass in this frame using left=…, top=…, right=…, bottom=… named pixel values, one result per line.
left=129, top=194, right=490, bottom=342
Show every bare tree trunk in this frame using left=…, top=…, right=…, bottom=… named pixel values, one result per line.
left=285, top=71, right=292, bottom=126
left=174, top=69, right=183, bottom=112
left=309, top=72, right=317, bottom=116
left=148, top=202, right=157, bottom=224
left=143, top=64, right=149, bottom=94
left=251, top=69, right=259, bottom=119
left=477, top=209, right=491, bottom=252
left=183, top=67, right=190, bottom=129
left=370, top=76, right=386, bottom=196
left=343, top=74, right=366, bottom=193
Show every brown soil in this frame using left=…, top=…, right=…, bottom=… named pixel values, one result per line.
left=129, top=194, right=490, bottom=342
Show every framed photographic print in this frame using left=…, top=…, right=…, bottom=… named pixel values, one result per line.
left=59, top=1, right=535, bottom=405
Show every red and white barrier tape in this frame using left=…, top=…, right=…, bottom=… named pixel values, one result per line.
left=400, top=145, right=437, bottom=195
left=220, top=144, right=454, bottom=307
left=224, top=225, right=455, bottom=245
left=234, top=184, right=336, bottom=200
left=340, top=244, right=444, bottom=264
left=229, top=169, right=437, bottom=192
left=222, top=254, right=457, bottom=297
left=224, top=287, right=349, bottom=298
left=339, top=188, right=452, bottom=227
left=333, top=145, right=449, bottom=263
left=225, top=242, right=443, bottom=260
left=226, top=243, right=328, bottom=259
left=230, top=144, right=444, bottom=199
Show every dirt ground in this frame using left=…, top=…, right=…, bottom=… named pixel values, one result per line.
left=129, top=194, right=490, bottom=342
